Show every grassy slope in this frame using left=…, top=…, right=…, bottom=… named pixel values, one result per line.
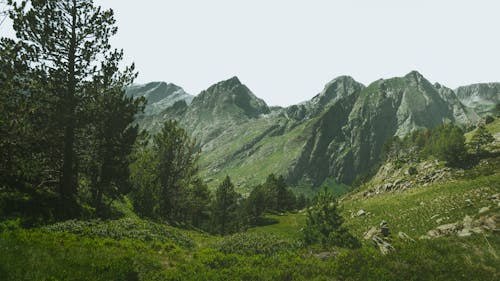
left=198, top=116, right=312, bottom=193
left=1, top=168, right=498, bottom=280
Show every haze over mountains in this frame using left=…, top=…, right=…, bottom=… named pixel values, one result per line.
left=126, top=71, right=499, bottom=189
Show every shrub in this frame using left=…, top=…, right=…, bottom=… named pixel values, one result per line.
left=42, top=218, right=193, bottom=247
left=302, top=189, right=360, bottom=249
left=213, top=232, right=296, bottom=256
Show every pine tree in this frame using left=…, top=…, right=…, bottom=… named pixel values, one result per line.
left=245, top=184, right=267, bottom=225
left=212, top=176, right=240, bottom=235
left=154, top=120, right=199, bottom=222
left=469, top=123, right=495, bottom=155
left=303, top=189, right=359, bottom=248
left=81, top=56, right=144, bottom=215
left=185, top=178, right=211, bottom=229
left=9, top=0, right=125, bottom=200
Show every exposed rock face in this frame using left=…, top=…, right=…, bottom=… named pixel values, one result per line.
left=290, top=71, right=477, bottom=185
left=456, top=83, right=500, bottom=115
left=126, top=82, right=193, bottom=133
left=126, top=82, right=193, bottom=116
left=133, top=72, right=488, bottom=188
left=181, top=76, right=270, bottom=147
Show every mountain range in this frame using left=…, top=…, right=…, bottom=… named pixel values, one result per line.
left=126, top=71, right=499, bottom=190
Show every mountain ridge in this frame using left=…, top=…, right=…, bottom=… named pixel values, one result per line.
left=129, top=71, right=493, bottom=189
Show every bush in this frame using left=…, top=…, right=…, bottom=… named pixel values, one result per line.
left=302, top=189, right=360, bottom=249
left=42, top=218, right=193, bottom=247
left=213, top=232, right=296, bottom=256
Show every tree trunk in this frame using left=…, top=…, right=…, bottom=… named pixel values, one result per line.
left=59, top=0, right=78, bottom=199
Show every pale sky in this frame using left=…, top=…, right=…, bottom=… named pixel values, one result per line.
left=1, top=0, right=499, bottom=106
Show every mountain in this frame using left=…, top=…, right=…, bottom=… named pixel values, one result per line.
left=133, top=72, right=485, bottom=189
left=126, top=82, right=193, bottom=116
left=180, top=76, right=270, bottom=146
left=455, top=83, right=500, bottom=115
left=125, top=82, right=194, bottom=132
left=289, top=71, right=479, bottom=185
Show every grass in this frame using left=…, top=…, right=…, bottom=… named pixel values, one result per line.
left=247, top=213, right=306, bottom=240
left=0, top=149, right=498, bottom=280
left=343, top=172, right=499, bottom=238
left=0, top=229, right=165, bottom=281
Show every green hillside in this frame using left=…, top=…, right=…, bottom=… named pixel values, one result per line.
left=2, top=155, right=498, bottom=280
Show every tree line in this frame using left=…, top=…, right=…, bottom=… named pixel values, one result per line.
left=129, top=120, right=307, bottom=234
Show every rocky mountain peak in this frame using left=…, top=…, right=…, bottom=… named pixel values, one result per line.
left=404, top=70, right=425, bottom=81
left=126, top=82, right=193, bottom=116
left=192, top=77, right=270, bottom=119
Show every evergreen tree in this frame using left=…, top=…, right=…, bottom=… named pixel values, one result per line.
left=9, top=0, right=126, bottom=201
left=185, top=178, right=211, bottom=229
left=130, top=146, right=159, bottom=218
left=296, top=194, right=307, bottom=210
left=81, top=57, right=144, bottom=215
left=469, top=123, right=494, bottom=155
left=0, top=38, right=63, bottom=220
left=423, top=123, right=466, bottom=167
left=212, top=176, right=240, bottom=235
left=245, top=184, right=267, bottom=225
left=154, top=120, right=199, bottom=222
left=303, top=189, right=359, bottom=248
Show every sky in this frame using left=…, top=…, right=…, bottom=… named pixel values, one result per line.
left=1, top=0, right=499, bottom=106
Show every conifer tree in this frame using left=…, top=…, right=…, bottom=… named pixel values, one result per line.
left=212, top=176, right=240, bottom=235
left=469, top=123, right=494, bottom=155
left=8, top=0, right=126, bottom=200
left=154, top=120, right=199, bottom=221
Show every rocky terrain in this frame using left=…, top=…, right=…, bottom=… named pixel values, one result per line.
left=456, top=83, right=500, bottom=115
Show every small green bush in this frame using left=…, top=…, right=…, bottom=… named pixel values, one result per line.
left=213, top=232, right=296, bottom=256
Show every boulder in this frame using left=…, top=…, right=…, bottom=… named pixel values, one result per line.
left=363, top=226, right=379, bottom=240
left=478, top=206, right=490, bottom=214
left=372, top=235, right=394, bottom=255
left=356, top=209, right=367, bottom=217
left=398, top=231, right=415, bottom=243
left=380, top=221, right=390, bottom=237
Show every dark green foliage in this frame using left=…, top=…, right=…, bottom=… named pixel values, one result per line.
left=130, top=120, right=208, bottom=228
left=296, top=194, right=307, bottom=210
left=184, top=178, right=212, bottom=229
left=42, top=218, right=193, bottom=247
left=484, top=115, right=495, bottom=124
left=130, top=141, right=159, bottom=218
left=80, top=63, right=144, bottom=217
left=155, top=120, right=200, bottom=221
left=469, top=123, right=495, bottom=155
left=303, top=189, right=360, bottom=249
left=2, top=0, right=142, bottom=220
left=422, top=123, right=467, bottom=166
left=211, top=176, right=240, bottom=235
left=245, top=184, right=268, bottom=225
left=9, top=0, right=125, bottom=200
left=377, top=123, right=467, bottom=169
left=245, top=174, right=298, bottom=225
